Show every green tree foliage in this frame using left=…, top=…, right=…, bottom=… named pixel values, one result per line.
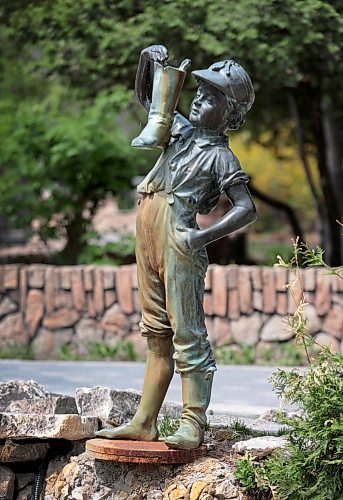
left=1, top=0, right=342, bottom=263
left=0, top=71, right=143, bottom=262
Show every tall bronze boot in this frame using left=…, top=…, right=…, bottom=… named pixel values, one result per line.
left=96, top=336, right=174, bottom=440
left=131, top=60, right=189, bottom=150
left=165, top=370, right=213, bottom=450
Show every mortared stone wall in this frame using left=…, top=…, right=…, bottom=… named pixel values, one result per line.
left=0, top=264, right=342, bottom=360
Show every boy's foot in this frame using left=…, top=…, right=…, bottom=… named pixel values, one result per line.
left=164, top=421, right=204, bottom=450
left=95, top=421, right=158, bottom=441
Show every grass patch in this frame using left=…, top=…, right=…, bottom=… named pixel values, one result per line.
left=58, top=340, right=139, bottom=362
left=158, top=415, right=180, bottom=437
left=0, top=343, right=34, bottom=360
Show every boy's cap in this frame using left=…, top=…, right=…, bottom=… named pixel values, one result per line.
left=192, top=60, right=255, bottom=110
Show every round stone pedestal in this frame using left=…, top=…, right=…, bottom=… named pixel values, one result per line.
left=86, top=439, right=207, bottom=464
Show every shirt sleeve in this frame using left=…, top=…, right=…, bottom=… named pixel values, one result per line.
left=215, top=148, right=249, bottom=193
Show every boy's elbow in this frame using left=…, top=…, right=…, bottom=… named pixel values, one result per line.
left=239, top=199, right=257, bottom=224
left=248, top=204, right=257, bottom=223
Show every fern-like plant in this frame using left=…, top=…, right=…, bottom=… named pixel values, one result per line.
left=235, top=237, right=343, bottom=500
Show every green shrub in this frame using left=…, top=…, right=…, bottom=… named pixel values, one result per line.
left=234, top=456, right=271, bottom=498
left=214, top=344, right=255, bottom=365
left=77, top=230, right=136, bottom=265
left=58, top=344, right=82, bottom=361
left=235, top=349, right=343, bottom=499
left=215, top=341, right=311, bottom=366
left=58, top=340, right=139, bottom=361
left=235, top=240, right=343, bottom=499
left=88, top=341, right=138, bottom=361
left=0, top=343, right=34, bottom=360
left=265, top=349, right=343, bottom=499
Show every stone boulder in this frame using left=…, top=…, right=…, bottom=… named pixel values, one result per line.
left=207, top=414, right=286, bottom=436
left=258, top=408, right=303, bottom=423
left=231, top=314, right=262, bottom=346
left=304, top=303, right=321, bottom=335
left=0, top=380, right=48, bottom=411
left=314, top=332, right=340, bottom=352
left=232, top=436, right=287, bottom=458
left=160, top=401, right=182, bottom=420
left=16, top=473, right=36, bottom=500
left=0, top=297, right=17, bottom=319
left=75, top=386, right=181, bottom=427
left=0, top=441, right=49, bottom=463
left=258, top=408, right=288, bottom=423
left=260, top=315, right=294, bottom=341
left=75, top=386, right=142, bottom=426
left=0, top=466, right=14, bottom=500
left=7, top=394, right=77, bottom=415
left=0, top=414, right=98, bottom=440
left=0, top=313, right=26, bottom=347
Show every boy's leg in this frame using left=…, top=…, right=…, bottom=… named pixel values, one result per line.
left=164, top=247, right=216, bottom=449
left=96, top=335, right=174, bottom=440
left=96, top=196, right=175, bottom=440
left=165, top=248, right=215, bottom=374
left=165, top=370, right=213, bottom=449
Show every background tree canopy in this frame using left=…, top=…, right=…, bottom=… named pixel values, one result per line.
left=0, top=0, right=342, bottom=264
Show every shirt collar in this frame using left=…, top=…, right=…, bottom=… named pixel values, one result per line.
left=171, top=126, right=228, bottom=148
left=191, top=128, right=228, bottom=148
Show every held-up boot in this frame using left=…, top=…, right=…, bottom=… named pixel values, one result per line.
left=165, top=370, right=213, bottom=450
left=131, top=60, right=189, bottom=150
left=96, top=336, right=174, bottom=441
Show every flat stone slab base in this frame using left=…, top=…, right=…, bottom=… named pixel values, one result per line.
left=86, top=439, right=207, bottom=464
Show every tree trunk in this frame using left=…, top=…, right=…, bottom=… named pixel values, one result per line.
left=320, top=94, right=343, bottom=263
left=59, top=213, right=86, bottom=265
left=288, top=91, right=326, bottom=245
left=311, top=88, right=342, bottom=266
left=249, top=182, right=304, bottom=243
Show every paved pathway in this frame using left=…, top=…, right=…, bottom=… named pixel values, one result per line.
left=0, top=360, right=295, bottom=417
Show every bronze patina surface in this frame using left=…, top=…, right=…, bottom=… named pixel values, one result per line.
left=96, top=45, right=257, bottom=450
left=86, top=438, right=207, bottom=464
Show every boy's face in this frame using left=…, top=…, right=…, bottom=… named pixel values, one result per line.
left=189, top=81, right=227, bottom=131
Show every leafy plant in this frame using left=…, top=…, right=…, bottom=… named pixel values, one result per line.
left=265, top=349, right=343, bottom=499
left=234, top=456, right=271, bottom=497
left=2, top=0, right=343, bottom=264
left=231, top=419, right=253, bottom=439
left=214, top=344, right=256, bottom=365
left=77, top=230, right=136, bottom=265
left=158, top=416, right=180, bottom=437
left=58, top=344, right=82, bottom=361
left=88, top=341, right=138, bottom=361
left=265, top=243, right=294, bottom=268
left=235, top=240, right=343, bottom=499
left=230, top=419, right=288, bottom=440
left=215, top=341, right=311, bottom=366
left=260, top=341, right=310, bottom=367
left=275, top=238, right=342, bottom=362
left=0, top=77, right=146, bottom=264
left=58, top=340, right=139, bottom=362
left=0, top=343, right=34, bottom=360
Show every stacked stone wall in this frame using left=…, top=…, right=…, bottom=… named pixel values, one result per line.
left=0, top=264, right=342, bottom=359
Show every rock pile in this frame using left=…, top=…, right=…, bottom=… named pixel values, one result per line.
left=0, top=379, right=287, bottom=499
left=0, top=380, right=94, bottom=499
left=45, top=453, right=242, bottom=499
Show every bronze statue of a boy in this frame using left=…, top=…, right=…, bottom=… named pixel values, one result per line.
left=96, top=45, right=256, bottom=449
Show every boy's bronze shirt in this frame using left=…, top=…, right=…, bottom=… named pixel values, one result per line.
left=137, top=114, right=249, bottom=214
